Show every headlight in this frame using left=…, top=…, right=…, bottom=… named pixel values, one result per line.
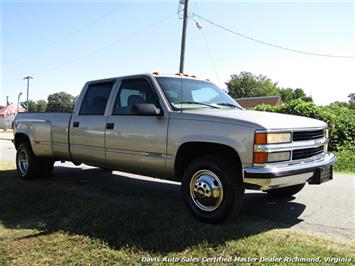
left=255, top=132, right=291, bottom=144
left=324, top=128, right=329, bottom=139
left=267, top=151, right=291, bottom=162
left=254, top=151, right=291, bottom=164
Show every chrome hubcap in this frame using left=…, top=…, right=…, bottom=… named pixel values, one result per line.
left=18, top=150, right=29, bottom=176
left=190, top=170, right=224, bottom=212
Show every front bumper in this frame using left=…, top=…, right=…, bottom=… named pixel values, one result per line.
left=243, top=153, right=336, bottom=191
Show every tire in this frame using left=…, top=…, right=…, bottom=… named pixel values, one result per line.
left=16, top=142, right=54, bottom=180
left=181, top=156, right=244, bottom=223
left=267, top=184, right=305, bottom=198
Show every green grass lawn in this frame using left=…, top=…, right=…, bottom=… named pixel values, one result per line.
left=0, top=164, right=354, bottom=265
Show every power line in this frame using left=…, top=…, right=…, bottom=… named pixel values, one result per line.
left=2, top=0, right=133, bottom=65
left=193, top=12, right=355, bottom=59
left=2, top=13, right=176, bottom=86
left=26, top=13, right=177, bottom=79
left=192, top=1, right=221, bottom=85
left=199, top=27, right=221, bottom=86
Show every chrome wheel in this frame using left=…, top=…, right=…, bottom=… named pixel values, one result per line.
left=189, top=170, right=224, bottom=212
left=17, top=149, right=29, bottom=176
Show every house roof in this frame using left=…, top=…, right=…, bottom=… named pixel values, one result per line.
left=0, top=104, right=24, bottom=117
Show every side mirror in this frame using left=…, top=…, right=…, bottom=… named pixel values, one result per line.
left=131, top=103, right=161, bottom=116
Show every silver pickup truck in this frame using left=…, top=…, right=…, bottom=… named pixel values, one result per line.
left=13, top=73, right=335, bottom=222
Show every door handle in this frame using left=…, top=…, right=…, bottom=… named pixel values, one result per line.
left=73, top=121, right=80, bottom=128
left=106, top=123, right=114, bottom=130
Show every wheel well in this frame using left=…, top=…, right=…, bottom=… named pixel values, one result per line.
left=14, top=133, right=30, bottom=149
left=174, top=142, right=242, bottom=181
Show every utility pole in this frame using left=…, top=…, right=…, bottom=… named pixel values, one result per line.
left=179, top=0, right=189, bottom=73
left=17, top=92, right=23, bottom=114
left=23, top=76, right=33, bottom=112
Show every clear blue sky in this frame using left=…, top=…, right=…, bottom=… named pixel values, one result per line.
left=1, top=0, right=354, bottom=106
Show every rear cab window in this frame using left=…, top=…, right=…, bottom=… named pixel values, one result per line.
left=79, top=82, right=114, bottom=115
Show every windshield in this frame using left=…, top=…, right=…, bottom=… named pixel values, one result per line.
left=156, top=77, right=242, bottom=110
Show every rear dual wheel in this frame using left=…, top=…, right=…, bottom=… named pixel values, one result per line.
left=16, top=142, right=54, bottom=180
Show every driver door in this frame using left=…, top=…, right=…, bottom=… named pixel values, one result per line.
left=105, top=77, right=168, bottom=178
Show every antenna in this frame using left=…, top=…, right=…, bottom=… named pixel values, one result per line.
left=180, top=76, right=183, bottom=113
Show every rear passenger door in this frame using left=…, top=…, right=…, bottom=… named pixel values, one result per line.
left=70, top=80, right=115, bottom=166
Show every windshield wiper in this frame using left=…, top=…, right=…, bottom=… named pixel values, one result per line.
left=216, top=102, right=242, bottom=109
left=173, top=101, right=220, bottom=109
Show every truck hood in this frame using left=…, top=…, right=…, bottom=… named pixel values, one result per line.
left=185, top=109, right=327, bottom=130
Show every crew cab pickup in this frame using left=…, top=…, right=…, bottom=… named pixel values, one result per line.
left=13, top=73, right=335, bottom=222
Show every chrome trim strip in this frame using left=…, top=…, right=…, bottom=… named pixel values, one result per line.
left=243, top=152, right=335, bottom=177
left=243, top=153, right=335, bottom=190
left=244, top=172, right=314, bottom=191
left=255, top=126, right=327, bottom=133
left=254, top=137, right=328, bottom=152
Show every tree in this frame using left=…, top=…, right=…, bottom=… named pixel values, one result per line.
left=226, top=71, right=279, bottom=98
left=36, top=100, right=48, bottom=112
left=293, top=88, right=312, bottom=102
left=21, top=100, right=37, bottom=112
left=21, top=99, right=47, bottom=112
left=46, top=92, right=75, bottom=112
left=278, top=87, right=294, bottom=102
left=226, top=71, right=312, bottom=102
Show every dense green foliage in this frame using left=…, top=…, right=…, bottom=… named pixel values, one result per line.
left=255, top=100, right=354, bottom=151
left=334, top=142, right=355, bottom=172
left=226, top=72, right=312, bottom=102
left=20, top=92, right=76, bottom=112
left=46, top=92, right=76, bottom=112
left=21, top=99, right=47, bottom=112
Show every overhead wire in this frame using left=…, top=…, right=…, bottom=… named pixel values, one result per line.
left=193, top=12, right=355, bottom=59
left=2, top=12, right=176, bottom=85
left=28, top=13, right=177, bottom=78
left=191, top=1, right=221, bottom=85
left=199, top=29, right=221, bottom=86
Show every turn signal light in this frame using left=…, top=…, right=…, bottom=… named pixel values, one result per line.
left=253, top=152, right=268, bottom=164
left=255, top=132, right=291, bottom=144
left=255, top=133, right=268, bottom=145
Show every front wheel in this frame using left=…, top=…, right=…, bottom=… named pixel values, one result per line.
left=16, top=142, right=54, bottom=180
left=181, top=156, right=244, bottom=223
left=267, top=184, right=305, bottom=198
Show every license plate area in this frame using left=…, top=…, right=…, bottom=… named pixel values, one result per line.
left=309, top=165, right=333, bottom=184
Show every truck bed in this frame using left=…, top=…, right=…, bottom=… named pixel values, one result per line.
left=14, top=112, right=72, bottom=160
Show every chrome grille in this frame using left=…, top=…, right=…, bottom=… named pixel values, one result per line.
left=292, top=146, right=324, bottom=160
left=293, top=130, right=324, bottom=141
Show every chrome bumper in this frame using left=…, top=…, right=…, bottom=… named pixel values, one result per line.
left=243, top=153, right=336, bottom=191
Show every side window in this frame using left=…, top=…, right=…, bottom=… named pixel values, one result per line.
left=113, top=78, right=158, bottom=115
left=79, top=82, right=114, bottom=115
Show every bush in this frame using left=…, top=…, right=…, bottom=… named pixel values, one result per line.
left=255, top=99, right=355, bottom=151
left=334, top=142, right=355, bottom=172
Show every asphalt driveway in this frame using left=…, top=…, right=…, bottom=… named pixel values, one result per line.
left=1, top=133, right=354, bottom=243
